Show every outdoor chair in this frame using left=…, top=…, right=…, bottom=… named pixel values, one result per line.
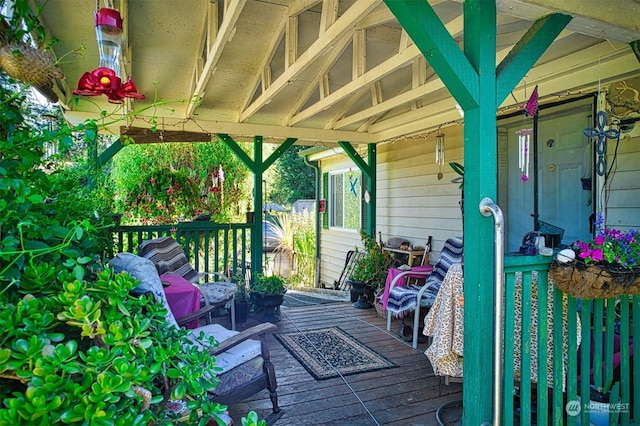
left=139, top=236, right=237, bottom=330
left=109, top=252, right=283, bottom=425
left=385, top=236, right=463, bottom=348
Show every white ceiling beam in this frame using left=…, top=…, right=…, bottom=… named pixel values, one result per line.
left=333, top=28, right=575, bottom=130
left=240, top=0, right=382, bottom=122
left=289, top=0, right=322, bottom=17
left=284, top=32, right=353, bottom=124
left=289, top=14, right=464, bottom=126
left=286, top=15, right=298, bottom=69
left=239, top=19, right=287, bottom=115
left=498, top=0, right=640, bottom=42
left=352, top=29, right=366, bottom=80
left=186, top=0, right=248, bottom=118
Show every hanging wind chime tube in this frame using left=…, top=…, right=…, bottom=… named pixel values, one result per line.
left=516, top=128, right=533, bottom=181
left=73, top=6, right=144, bottom=103
left=435, top=133, right=445, bottom=180
left=435, top=134, right=445, bottom=165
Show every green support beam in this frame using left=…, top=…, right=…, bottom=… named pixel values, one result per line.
left=461, top=2, right=498, bottom=423
left=385, top=0, right=570, bottom=423
left=96, top=138, right=125, bottom=168
left=338, top=142, right=376, bottom=237
left=384, top=0, right=479, bottom=110
left=217, top=133, right=297, bottom=279
left=496, top=13, right=572, bottom=104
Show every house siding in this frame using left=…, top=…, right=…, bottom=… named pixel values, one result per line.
left=316, top=89, right=639, bottom=289
left=317, top=126, right=464, bottom=288
left=605, top=132, right=640, bottom=231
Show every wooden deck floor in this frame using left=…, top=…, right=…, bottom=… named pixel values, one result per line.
left=217, top=297, right=463, bottom=426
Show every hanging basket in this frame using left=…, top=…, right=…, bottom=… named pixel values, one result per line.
left=0, top=43, right=62, bottom=103
left=549, top=261, right=640, bottom=299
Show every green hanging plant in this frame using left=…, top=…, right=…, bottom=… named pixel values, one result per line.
left=449, top=161, right=464, bottom=189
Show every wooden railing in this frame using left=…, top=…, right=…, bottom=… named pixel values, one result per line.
left=111, top=221, right=253, bottom=281
left=501, top=255, right=639, bottom=425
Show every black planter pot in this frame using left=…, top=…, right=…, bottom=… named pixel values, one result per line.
left=347, top=279, right=374, bottom=309
left=252, top=292, right=285, bottom=322
left=234, top=299, right=250, bottom=324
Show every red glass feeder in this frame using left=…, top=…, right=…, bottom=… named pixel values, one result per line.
left=73, top=8, right=144, bottom=103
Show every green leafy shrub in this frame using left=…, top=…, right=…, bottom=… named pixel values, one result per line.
left=0, top=29, right=227, bottom=424
left=251, top=274, right=287, bottom=295
left=112, top=142, right=251, bottom=225
left=348, top=231, right=392, bottom=290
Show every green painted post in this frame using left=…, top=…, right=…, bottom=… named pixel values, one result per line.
left=253, top=136, right=265, bottom=277
left=217, top=134, right=296, bottom=280
left=385, top=1, right=571, bottom=422
left=366, top=143, right=376, bottom=236
left=460, top=2, right=498, bottom=422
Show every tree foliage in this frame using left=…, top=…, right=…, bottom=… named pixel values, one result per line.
left=270, top=145, right=315, bottom=205
left=112, top=142, right=251, bottom=224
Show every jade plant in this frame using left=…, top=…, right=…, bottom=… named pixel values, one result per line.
left=0, top=28, right=229, bottom=425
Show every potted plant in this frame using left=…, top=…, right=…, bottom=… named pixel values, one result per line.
left=346, top=231, right=392, bottom=309
left=251, top=274, right=287, bottom=322
left=233, top=273, right=251, bottom=324
left=550, top=213, right=640, bottom=299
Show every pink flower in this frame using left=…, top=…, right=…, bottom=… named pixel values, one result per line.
left=590, top=248, right=604, bottom=262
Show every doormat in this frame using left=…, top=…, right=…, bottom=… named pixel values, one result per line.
left=282, top=292, right=346, bottom=307
left=274, top=326, right=397, bottom=380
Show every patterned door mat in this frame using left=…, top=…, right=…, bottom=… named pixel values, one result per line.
left=282, top=292, right=347, bottom=307
left=274, top=326, right=397, bottom=380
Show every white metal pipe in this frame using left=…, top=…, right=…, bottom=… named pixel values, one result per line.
left=479, top=197, right=505, bottom=426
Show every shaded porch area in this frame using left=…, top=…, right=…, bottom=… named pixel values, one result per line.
left=217, top=295, right=463, bottom=425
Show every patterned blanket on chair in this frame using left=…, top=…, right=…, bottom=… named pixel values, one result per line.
left=386, top=237, right=463, bottom=317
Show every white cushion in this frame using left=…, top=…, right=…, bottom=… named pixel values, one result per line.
left=189, top=324, right=261, bottom=374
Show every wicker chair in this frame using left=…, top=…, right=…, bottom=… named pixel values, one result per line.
left=138, top=236, right=237, bottom=329
left=109, top=252, right=283, bottom=424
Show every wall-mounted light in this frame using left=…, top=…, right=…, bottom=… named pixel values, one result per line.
left=73, top=8, right=144, bottom=103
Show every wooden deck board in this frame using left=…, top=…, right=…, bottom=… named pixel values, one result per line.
left=217, top=300, right=462, bottom=425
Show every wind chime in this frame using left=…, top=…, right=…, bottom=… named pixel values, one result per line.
left=435, top=133, right=445, bottom=180
left=516, top=128, right=532, bottom=181
left=516, top=85, right=539, bottom=182
left=73, top=3, right=144, bottom=103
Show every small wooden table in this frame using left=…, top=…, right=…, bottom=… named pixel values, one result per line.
left=382, top=247, right=425, bottom=266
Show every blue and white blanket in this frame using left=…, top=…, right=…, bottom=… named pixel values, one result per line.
left=386, top=236, right=463, bottom=316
